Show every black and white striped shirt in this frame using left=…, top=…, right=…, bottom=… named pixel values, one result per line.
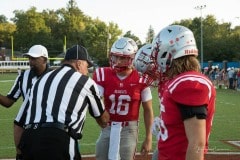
left=12, top=66, right=51, bottom=126
left=7, top=66, right=50, bottom=101
left=21, top=64, right=105, bottom=136
left=7, top=69, right=38, bottom=101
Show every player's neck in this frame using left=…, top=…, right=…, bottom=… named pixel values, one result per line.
left=116, top=68, right=133, bottom=77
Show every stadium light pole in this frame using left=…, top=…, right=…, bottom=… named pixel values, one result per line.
left=195, top=5, right=206, bottom=68
left=106, top=24, right=111, bottom=58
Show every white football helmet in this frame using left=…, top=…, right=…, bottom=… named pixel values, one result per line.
left=151, top=25, right=198, bottom=74
left=134, top=43, right=152, bottom=73
left=110, top=37, right=138, bottom=72
left=134, top=43, right=159, bottom=86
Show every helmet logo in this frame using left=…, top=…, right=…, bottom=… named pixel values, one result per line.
left=184, top=49, right=198, bottom=55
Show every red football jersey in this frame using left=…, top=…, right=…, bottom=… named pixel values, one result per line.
left=93, top=67, right=148, bottom=121
left=158, top=71, right=216, bottom=160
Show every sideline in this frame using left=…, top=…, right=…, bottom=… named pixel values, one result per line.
left=1, top=152, right=240, bottom=160
left=0, top=80, right=14, bottom=83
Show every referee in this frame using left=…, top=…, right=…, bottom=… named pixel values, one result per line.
left=18, top=45, right=110, bottom=160
left=0, top=44, right=50, bottom=160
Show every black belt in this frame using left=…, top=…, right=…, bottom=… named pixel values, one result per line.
left=24, top=122, right=82, bottom=139
left=24, top=122, right=68, bottom=132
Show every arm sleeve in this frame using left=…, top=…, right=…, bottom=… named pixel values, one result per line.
left=88, top=80, right=106, bottom=118
left=170, top=80, right=210, bottom=106
left=141, top=87, right=152, bottom=102
left=178, top=104, right=207, bottom=120
left=92, top=69, right=104, bottom=97
left=7, top=73, right=23, bottom=101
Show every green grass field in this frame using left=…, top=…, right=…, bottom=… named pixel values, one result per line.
left=0, top=73, right=240, bottom=158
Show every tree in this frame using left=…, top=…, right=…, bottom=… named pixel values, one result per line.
left=145, top=25, right=155, bottom=43
left=1, top=0, right=239, bottom=63
left=12, top=7, right=51, bottom=52
left=81, top=20, right=122, bottom=66
left=42, top=9, right=64, bottom=54
left=0, top=22, right=16, bottom=48
left=123, top=31, right=141, bottom=45
left=173, top=15, right=240, bottom=62
left=0, top=15, right=8, bottom=23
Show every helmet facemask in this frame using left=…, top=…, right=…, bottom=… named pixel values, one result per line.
left=110, top=53, right=134, bottom=72
left=134, top=44, right=160, bottom=86
left=110, top=37, right=138, bottom=73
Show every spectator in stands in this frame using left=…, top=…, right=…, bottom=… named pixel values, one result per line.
left=209, top=66, right=217, bottom=88
left=214, top=66, right=221, bottom=89
left=218, top=68, right=224, bottom=89
left=222, top=69, right=229, bottom=89
left=237, top=68, right=240, bottom=91
left=203, top=67, right=208, bottom=76
left=228, top=67, right=235, bottom=89
left=233, top=68, right=238, bottom=90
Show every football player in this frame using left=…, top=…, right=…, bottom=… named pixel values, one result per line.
left=93, top=37, right=154, bottom=160
left=134, top=43, right=160, bottom=87
left=150, top=25, right=216, bottom=160
left=134, top=43, right=166, bottom=160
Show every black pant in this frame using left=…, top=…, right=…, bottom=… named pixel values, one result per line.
left=229, top=78, right=234, bottom=89
left=19, top=127, right=81, bottom=160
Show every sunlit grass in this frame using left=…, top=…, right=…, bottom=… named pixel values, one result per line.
left=0, top=73, right=239, bottom=158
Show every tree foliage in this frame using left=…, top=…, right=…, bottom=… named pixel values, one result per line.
left=173, top=15, right=240, bottom=63
left=0, top=0, right=239, bottom=66
left=12, top=7, right=51, bottom=52
left=0, top=21, right=16, bottom=47
left=145, top=25, right=155, bottom=44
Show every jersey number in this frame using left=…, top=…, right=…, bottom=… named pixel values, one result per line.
left=159, top=103, right=168, bottom=141
left=109, top=94, right=130, bottom=115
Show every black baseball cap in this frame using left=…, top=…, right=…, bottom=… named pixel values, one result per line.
left=64, top=45, right=93, bottom=68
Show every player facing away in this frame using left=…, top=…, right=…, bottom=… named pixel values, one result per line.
left=134, top=43, right=166, bottom=160
left=93, top=37, right=154, bottom=160
left=148, top=25, right=216, bottom=160
left=17, top=45, right=110, bottom=160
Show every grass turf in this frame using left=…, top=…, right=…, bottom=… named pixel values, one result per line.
left=0, top=73, right=239, bottom=158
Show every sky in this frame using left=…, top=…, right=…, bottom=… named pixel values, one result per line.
left=1, top=0, right=239, bottom=42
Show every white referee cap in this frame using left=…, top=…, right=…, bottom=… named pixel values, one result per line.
left=23, top=45, right=48, bottom=58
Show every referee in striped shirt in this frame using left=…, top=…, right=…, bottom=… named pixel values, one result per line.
left=0, top=44, right=50, bottom=160
left=18, top=45, right=110, bottom=160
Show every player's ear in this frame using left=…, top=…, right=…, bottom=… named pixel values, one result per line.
left=74, top=60, right=81, bottom=71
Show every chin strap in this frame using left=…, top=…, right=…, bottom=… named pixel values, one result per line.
left=113, top=66, right=129, bottom=73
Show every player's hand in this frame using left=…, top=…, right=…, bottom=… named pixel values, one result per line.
left=140, top=138, right=152, bottom=156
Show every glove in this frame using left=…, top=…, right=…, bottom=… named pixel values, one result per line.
left=151, top=116, right=161, bottom=140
